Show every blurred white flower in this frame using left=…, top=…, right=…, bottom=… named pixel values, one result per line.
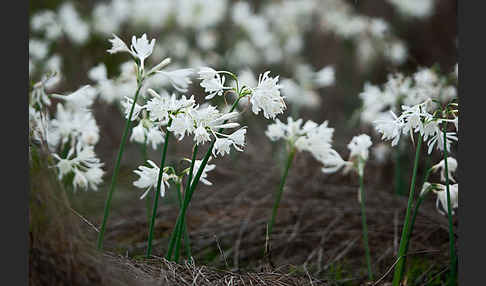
left=431, top=157, right=458, bottom=183
left=158, top=68, right=193, bottom=92
left=314, top=66, right=335, bottom=88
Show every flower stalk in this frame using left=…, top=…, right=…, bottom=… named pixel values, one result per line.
left=146, top=118, right=173, bottom=258
left=268, top=145, right=296, bottom=236
left=97, top=83, right=142, bottom=250
left=392, top=133, right=422, bottom=285
left=358, top=166, right=373, bottom=280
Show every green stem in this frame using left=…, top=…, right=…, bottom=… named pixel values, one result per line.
left=359, top=169, right=373, bottom=280
left=166, top=144, right=198, bottom=260
left=169, top=97, right=243, bottom=262
left=442, top=128, right=457, bottom=286
left=97, top=84, right=142, bottom=250
left=176, top=182, right=192, bottom=259
left=268, top=145, right=296, bottom=236
left=402, top=166, right=433, bottom=272
left=392, top=134, right=423, bottom=286
left=146, top=118, right=173, bottom=258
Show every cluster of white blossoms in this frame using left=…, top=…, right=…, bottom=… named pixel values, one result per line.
left=359, top=66, right=458, bottom=125
left=421, top=157, right=459, bottom=216
left=373, top=99, right=458, bottom=154
left=115, top=34, right=286, bottom=199
left=265, top=117, right=335, bottom=160
left=386, top=0, right=436, bottom=19
left=280, top=64, right=335, bottom=109
left=30, top=0, right=422, bottom=112
left=29, top=73, right=105, bottom=191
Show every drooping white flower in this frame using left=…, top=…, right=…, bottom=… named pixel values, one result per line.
left=121, top=96, right=144, bottom=121
left=158, top=68, right=193, bottom=92
left=314, top=66, right=335, bottom=87
left=107, top=35, right=131, bottom=54
left=424, top=183, right=459, bottom=216
left=431, top=157, right=458, bottom=183
left=133, top=160, right=175, bottom=199
left=213, top=137, right=232, bottom=157
left=192, top=158, right=216, bottom=186
left=250, top=71, right=286, bottom=119
left=147, top=126, right=165, bottom=150
left=52, top=85, right=97, bottom=111
left=130, top=121, right=147, bottom=144
left=374, top=111, right=404, bottom=146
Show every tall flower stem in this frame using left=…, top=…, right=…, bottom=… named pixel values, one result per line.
left=146, top=118, right=173, bottom=258
left=359, top=169, right=373, bottom=280
left=168, top=96, right=243, bottom=262
left=403, top=166, right=432, bottom=270
left=392, top=134, right=423, bottom=286
left=166, top=144, right=198, bottom=260
left=176, top=183, right=192, bottom=259
left=97, top=84, right=142, bottom=250
left=268, top=145, right=296, bottom=236
left=442, top=128, right=457, bottom=285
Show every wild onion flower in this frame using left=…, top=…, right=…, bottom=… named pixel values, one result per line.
left=421, top=182, right=459, bottom=216
left=431, top=157, right=457, bottom=183
left=133, top=160, right=177, bottom=199
left=250, top=71, right=286, bottom=119
left=52, top=143, right=105, bottom=191
left=198, top=67, right=232, bottom=99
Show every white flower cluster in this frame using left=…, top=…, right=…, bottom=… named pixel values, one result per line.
left=265, top=116, right=335, bottom=162
left=280, top=64, right=335, bottom=109
left=386, top=0, right=436, bottom=19
left=421, top=157, right=459, bottom=216
left=319, top=134, right=373, bottom=178
left=29, top=75, right=105, bottom=191
left=374, top=100, right=458, bottom=154
left=359, top=66, right=458, bottom=125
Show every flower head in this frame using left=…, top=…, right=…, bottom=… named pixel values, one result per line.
left=431, top=157, right=457, bottom=183
left=250, top=71, right=286, bottom=119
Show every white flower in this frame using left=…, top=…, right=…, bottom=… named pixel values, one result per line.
left=52, top=85, right=97, bottom=111
left=198, top=67, right=231, bottom=100
left=145, top=89, right=195, bottom=123
left=167, top=113, right=194, bottom=141
left=194, top=125, right=211, bottom=145
left=192, top=158, right=216, bottom=186
left=213, top=138, right=232, bottom=157
left=133, top=160, right=174, bottom=199
left=319, top=149, right=351, bottom=174
left=348, top=134, right=372, bottom=161
left=121, top=96, right=144, bottom=121
left=250, top=71, right=286, bottom=119
left=314, top=66, right=335, bottom=87
left=227, top=128, right=247, bottom=151
left=88, top=64, right=108, bottom=82
left=198, top=67, right=218, bottom=80
left=130, top=33, right=156, bottom=71
left=147, top=126, right=165, bottom=150
left=130, top=121, right=147, bottom=144
left=158, top=68, right=193, bottom=92
left=426, top=129, right=458, bottom=155
left=107, top=34, right=131, bottom=54
left=431, top=157, right=457, bottom=183
left=429, top=183, right=459, bottom=216
left=374, top=111, right=404, bottom=146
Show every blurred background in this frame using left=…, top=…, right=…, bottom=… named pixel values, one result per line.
left=29, top=0, right=457, bottom=285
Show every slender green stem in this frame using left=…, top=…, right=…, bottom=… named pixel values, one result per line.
left=169, top=97, right=243, bottom=262
left=442, top=128, right=457, bottom=286
left=97, top=84, right=142, bottom=250
left=176, top=182, right=192, bottom=259
left=268, top=145, right=296, bottom=236
left=146, top=118, right=173, bottom=258
left=403, top=167, right=433, bottom=268
left=392, top=134, right=423, bottom=286
left=359, top=169, right=373, bottom=280
left=166, top=144, right=198, bottom=260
